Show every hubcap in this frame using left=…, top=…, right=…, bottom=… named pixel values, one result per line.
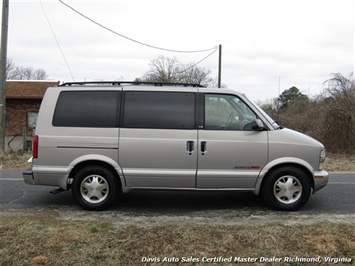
left=274, top=175, right=302, bottom=204
left=80, top=175, right=109, bottom=204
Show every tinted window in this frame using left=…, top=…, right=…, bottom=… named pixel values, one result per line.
left=123, top=91, right=195, bottom=129
left=53, top=91, right=120, bottom=127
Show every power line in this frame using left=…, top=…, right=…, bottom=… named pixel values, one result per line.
left=59, top=0, right=218, bottom=54
left=176, top=48, right=219, bottom=75
left=40, top=0, right=75, bottom=81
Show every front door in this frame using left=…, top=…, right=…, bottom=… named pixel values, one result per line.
left=197, top=94, right=268, bottom=189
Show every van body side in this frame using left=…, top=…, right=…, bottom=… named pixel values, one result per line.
left=23, top=83, right=328, bottom=211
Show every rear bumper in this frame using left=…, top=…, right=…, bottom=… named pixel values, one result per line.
left=313, top=170, right=329, bottom=193
left=23, top=167, right=35, bottom=185
left=23, top=165, right=70, bottom=190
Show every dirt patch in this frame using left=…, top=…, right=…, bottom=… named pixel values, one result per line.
left=3, top=209, right=355, bottom=228
left=57, top=210, right=355, bottom=227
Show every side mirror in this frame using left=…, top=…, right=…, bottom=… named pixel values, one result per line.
left=251, top=119, right=265, bottom=131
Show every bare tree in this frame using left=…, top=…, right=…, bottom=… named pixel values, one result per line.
left=325, top=72, right=355, bottom=93
left=143, top=56, right=181, bottom=83
left=141, top=55, right=217, bottom=87
left=6, top=59, right=48, bottom=80
left=321, top=73, right=355, bottom=153
left=5, top=58, right=16, bottom=79
left=261, top=72, right=355, bottom=154
left=180, top=63, right=213, bottom=86
left=32, top=68, right=48, bottom=80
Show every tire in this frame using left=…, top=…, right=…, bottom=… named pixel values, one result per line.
left=71, top=166, right=119, bottom=211
left=262, top=167, right=311, bottom=211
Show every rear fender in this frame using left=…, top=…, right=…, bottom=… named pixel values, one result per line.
left=68, top=154, right=127, bottom=192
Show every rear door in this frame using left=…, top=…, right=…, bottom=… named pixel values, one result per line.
left=119, top=89, right=198, bottom=188
left=197, top=93, right=268, bottom=189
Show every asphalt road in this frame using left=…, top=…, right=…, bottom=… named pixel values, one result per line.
left=0, top=170, right=354, bottom=216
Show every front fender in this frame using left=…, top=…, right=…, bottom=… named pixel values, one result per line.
left=254, top=157, right=314, bottom=195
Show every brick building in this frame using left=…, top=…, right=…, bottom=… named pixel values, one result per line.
left=5, top=80, right=59, bottom=152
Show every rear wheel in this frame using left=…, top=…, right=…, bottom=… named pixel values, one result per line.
left=262, top=167, right=311, bottom=211
left=72, top=166, right=119, bottom=211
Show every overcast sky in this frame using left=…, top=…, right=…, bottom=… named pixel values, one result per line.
left=2, top=0, right=354, bottom=101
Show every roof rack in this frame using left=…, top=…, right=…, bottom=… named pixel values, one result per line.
left=59, top=81, right=205, bottom=87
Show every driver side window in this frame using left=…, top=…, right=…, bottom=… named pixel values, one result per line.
left=205, top=94, right=257, bottom=130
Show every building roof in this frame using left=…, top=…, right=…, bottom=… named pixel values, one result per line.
left=6, top=80, right=60, bottom=99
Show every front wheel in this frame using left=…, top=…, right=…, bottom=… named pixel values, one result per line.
left=262, top=167, right=311, bottom=211
left=72, top=166, right=119, bottom=211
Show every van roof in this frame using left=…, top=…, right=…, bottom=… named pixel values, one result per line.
left=55, top=81, right=242, bottom=97
left=58, top=81, right=204, bottom=88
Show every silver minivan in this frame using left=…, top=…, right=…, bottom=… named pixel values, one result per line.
left=23, top=81, right=329, bottom=211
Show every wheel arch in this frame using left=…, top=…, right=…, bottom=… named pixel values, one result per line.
left=255, top=161, right=314, bottom=196
left=68, top=159, right=124, bottom=191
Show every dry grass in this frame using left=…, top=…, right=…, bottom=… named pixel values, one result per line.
left=325, top=153, right=355, bottom=172
left=1, top=152, right=354, bottom=172
left=0, top=152, right=31, bottom=170
left=0, top=212, right=354, bottom=266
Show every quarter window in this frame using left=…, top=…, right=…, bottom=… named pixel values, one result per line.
left=53, top=91, right=120, bottom=127
left=123, top=91, right=195, bottom=129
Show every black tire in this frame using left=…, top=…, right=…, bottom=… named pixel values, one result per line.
left=262, top=167, right=311, bottom=211
left=71, top=166, right=119, bottom=211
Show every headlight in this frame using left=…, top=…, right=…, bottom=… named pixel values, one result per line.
left=319, top=149, right=326, bottom=170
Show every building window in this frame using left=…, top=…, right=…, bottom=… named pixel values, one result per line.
left=6, top=111, right=10, bottom=128
left=27, top=112, right=38, bottom=128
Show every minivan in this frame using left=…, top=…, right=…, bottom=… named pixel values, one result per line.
left=23, top=81, right=329, bottom=211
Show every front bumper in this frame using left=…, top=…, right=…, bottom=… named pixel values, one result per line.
left=313, top=170, right=329, bottom=193
left=23, top=167, right=35, bottom=185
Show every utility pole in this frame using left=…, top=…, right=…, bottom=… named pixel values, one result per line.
left=218, top=44, right=222, bottom=88
left=0, top=0, right=9, bottom=152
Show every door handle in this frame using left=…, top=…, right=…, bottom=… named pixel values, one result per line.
left=201, top=141, right=207, bottom=155
left=186, top=141, right=194, bottom=155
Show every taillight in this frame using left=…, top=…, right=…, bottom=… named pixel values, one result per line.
left=33, top=135, right=39, bottom=158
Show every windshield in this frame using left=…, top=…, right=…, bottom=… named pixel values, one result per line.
left=242, top=95, right=281, bottom=130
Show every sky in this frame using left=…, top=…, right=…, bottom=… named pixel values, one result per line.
left=1, top=0, right=354, bottom=101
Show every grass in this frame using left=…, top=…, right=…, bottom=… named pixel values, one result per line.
left=0, top=212, right=354, bottom=266
left=0, top=152, right=31, bottom=170
left=325, top=152, right=355, bottom=172
left=1, top=152, right=355, bottom=172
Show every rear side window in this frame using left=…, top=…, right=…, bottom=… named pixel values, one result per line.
left=53, top=91, right=120, bottom=127
left=123, top=91, right=195, bottom=129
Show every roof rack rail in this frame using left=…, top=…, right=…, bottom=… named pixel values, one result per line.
left=58, top=81, right=205, bottom=87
